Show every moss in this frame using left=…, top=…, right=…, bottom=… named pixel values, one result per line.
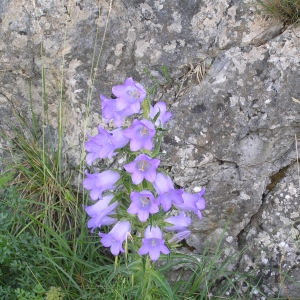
left=266, top=165, right=290, bottom=192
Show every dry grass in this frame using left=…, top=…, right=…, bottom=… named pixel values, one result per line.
left=258, top=0, right=300, bottom=24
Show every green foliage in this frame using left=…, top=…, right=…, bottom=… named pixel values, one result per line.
left=15, top=284, right=45, bottom=300
left=2, top=101, right=80, bottom=239
left=159, top=65, right=173, bottom=84
left=258, top=0, right=300, bottom=24
left=0, top=188, right=45, bottom=299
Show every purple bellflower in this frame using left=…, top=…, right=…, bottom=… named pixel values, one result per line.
left=112, top=77, right=146, bottom=113
left=164, top=211, right=191, bottom=232
left=85, top=195, right=118, bottom=232
left=127, top=190, right=159, bottom=222
left=168, top=230, right=191, bottom=243
left=85, top=126, right=129, bottom=165
left=153, top=173, right=184, bottom=212
left=99, top=220, right=130, bottom=255
left=83, top=170, right=120, bottom=200
left=138, top=226, right=170, bottom=261
left=100, top=94, right=134, bottom=127
left=124, top=154, right=160, bottom=185
left=174, top=188, right=206, bottom=219
left=122, top=119, right=156, bottom=151
left=149, top=102, right=172, bottom=128
left=195, top=188, right=206, bottom=218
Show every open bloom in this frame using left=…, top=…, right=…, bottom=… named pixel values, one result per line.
left=153, top=173, right=184, bottom=212
left=85, top=126, right=129, bottom=165
left=85, top=195, right=118, bottom=232
left=99, top=220, right=130, bottom=255
left=138, top=226, right=169, bottom=261
left=122, top=119, right=156, bottom=151
left=149, top=102, right=172, bottom=128
left=100, top=94, right=134, bottom=127
left=112, top=77, right=146, bottom=113
left=164, top=211, right=191, bottom=232
left=174, top=188, right=206, bottom=219
left=83, top=170, right=120, bottom=200
left=124, top=154, right=160, bottom=185
left=127, top=190, right=159, bottom=222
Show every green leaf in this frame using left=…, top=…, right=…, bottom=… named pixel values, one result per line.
left=152, top=108, right=161, bottom=123
left=142, top=97, right=151, bottom=119
left=150, top=269, right=177, bottom=300
left=151, top=133, right=164, bottom=158
left=123, top=179, right=132, bottom=193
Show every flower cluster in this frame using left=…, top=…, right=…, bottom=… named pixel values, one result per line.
left=83, top=77, right=205, bottom=261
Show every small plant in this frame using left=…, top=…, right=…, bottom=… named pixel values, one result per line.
left=82, top=77, right=207, bottom=298
left=45, top=286, right=64, bottom=300
left=258, top=0, right=300, bottom=24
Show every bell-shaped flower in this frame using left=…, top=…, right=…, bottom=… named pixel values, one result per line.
left=164, top=211, right=191, bottom=232
left=112, top=77, right=146, bottom=113
left=127, top=190, right=159, bottom=222
left=174, top=188, right=206, bottom=219
left=168, top=230, right=191, bottom=243
left=149, top=102, right=172, bottom=128
left=122, top=119, right=156, bottom=151
left=195, top=188, right=206, bottom=219
left=153, top=173, right=184, bottom=212
left=138, top=226, right=169, bottom=261
left=85, top=126, right=129, bottom=165
left=100, top=94, right=134, bottom=127
left=83, top=170, right=120, bottom=200
left=99, top=220, right=130, bottom=255
left=85, top=195, right=118, bottom=232
left=124, top=154, right=160, bottom=185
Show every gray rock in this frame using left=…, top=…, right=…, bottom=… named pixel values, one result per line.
left=238, top=163, right=300, bottom=299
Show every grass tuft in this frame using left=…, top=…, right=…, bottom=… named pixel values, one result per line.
left=258, top=0, right=300, bottom=24
left=1, top=112, right=80, bottom=238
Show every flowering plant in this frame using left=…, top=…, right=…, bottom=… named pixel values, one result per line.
left=83, top=77, right=205, bottom=261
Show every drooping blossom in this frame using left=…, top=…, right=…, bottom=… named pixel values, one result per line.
left=122, top=119, right=156, bottom=151
left=127, top=190, right=159, bottom=222
left=153, top=173, right=184, bottom=212
left=100, top=94, right=134, bottom=127
left=149, top=102, right=172, bottom=128
left=99, top=220, right=130, bottom=255
left=83, top=170, right=120, bottom=200
left=112, top=77, right=146, bottom=113
left=85, top=195, right=118, bottom=232
left=195, top=188, right=206, bottom=218
left=85, top=126, right=129, bottom=165
left=174, top=188, right=206, bottom=219
left=138, top=226, right=169, bottom=261
left=168, top=230, right=191, bottom=243
left=164, top=211, right=191, bottom=232
left=124, top=154, right=160, bottom=185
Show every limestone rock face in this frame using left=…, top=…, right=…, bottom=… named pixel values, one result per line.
left=238, top=163, right=300, bottom=298
left=1, top=0, right=300, bottom=295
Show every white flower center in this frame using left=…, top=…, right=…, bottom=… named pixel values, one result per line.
left=137, top=160, right=148, bottom=172
left=139, top=126, right=148, bottom=136
left=141, top=196, right=150, bottom=207
left=128, top=88, right=140, bottom=99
